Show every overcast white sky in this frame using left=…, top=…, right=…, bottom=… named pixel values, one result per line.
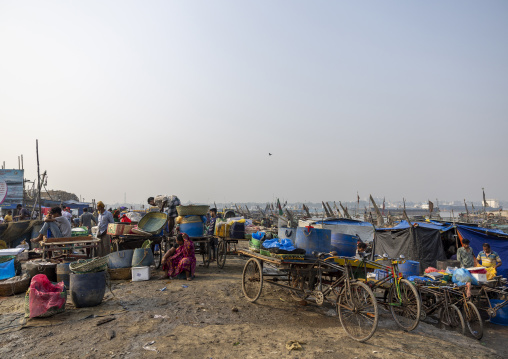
left=1, top=1, right=507, bottom=205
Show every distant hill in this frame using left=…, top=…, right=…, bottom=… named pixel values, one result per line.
left=41, top=190, right=79, bottom=202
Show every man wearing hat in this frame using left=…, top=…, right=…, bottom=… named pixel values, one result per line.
left=96, top=201, right=114, bottom=257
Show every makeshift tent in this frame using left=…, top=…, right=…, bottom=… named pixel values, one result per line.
left=311, top=218, right=375, bottom=243
left=375, top=221, right=448, bottom=273
left=456, top=225, right=508, bottom=278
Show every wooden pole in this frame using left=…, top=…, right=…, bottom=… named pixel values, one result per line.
left=36, top=140, right=42, bottom=220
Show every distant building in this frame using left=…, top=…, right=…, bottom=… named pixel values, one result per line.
left=486, top=199, right=500, bottom=208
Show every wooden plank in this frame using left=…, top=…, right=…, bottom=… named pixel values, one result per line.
left=44, top=236, right=92, bottom=243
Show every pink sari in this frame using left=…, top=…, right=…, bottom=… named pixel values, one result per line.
left=163, top=234, right=196, bottom=278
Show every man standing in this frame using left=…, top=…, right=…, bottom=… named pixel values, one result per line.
left=477, top=243, right=502, bottom=273
left=62, top=207, right=73, bottom=224
left=3, top=211, right=13, bottom=223
left=79, top=207, right=97, bottom=234
left=147, top=195, right=181, bottom=235
left=206, top=208, right=218, bottom=261
left=14, top=204, right=30, bottom=221
left=97, top=201, right=114, bottom=257
left=457, top=238, right=478, bottom=268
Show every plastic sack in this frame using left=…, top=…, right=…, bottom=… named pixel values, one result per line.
left=262, top=239, right=280, bottom=249
left=0, top=258, right=16, bottom=280
left=452, top=268, right=478, bottom=286
left=425, top=267, right=438, bottom=273
left=446, top=267, right=458, bottom=275
left=279, top=238, right=295, bottom=251
left=25, top=274, right=67, bottom=318
left=486, top=267, right=497, bottom=280
left=252, top=232, right=266, bottom=240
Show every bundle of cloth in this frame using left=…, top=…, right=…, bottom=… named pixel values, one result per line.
left=262, top=238, right=305, bottom=255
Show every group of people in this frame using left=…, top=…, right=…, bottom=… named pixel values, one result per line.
left=456, top=239, right=502, bottom=274
left=0, top=204, right=31, bottom=223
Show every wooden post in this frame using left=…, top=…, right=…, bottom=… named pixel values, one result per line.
left=36, top=140, right=42, bottom=220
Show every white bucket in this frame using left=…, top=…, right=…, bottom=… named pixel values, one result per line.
left=131, top=266, right=150, bottom=281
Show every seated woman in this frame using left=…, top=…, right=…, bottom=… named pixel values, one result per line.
left=31, top=206, right=72, bottom=242
left=162, top=233, right=196, bottom=281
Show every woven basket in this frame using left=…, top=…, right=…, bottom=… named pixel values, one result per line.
left=0, top=274, right=30, bottom=296
left=108, top=267, right=131, bottom=280
left=138, top=212, right=168, bottom=234
left=176, top=205, right=209, bottom=216
left=70, top=257, right=108, bottom=274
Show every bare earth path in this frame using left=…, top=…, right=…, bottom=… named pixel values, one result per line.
left=0, top=256, right=506, bottom=359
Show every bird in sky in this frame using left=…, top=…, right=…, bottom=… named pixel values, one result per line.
left=269, top=153, right=272, bottom=156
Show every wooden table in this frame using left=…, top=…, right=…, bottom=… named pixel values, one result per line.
left=41, top=236, right=100, bottom=260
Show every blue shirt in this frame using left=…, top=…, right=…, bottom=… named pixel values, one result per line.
left=98, top=210, right=114, bottom=235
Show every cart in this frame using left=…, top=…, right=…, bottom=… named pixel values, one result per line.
left=215, top=236, right=250, bottom=268
left=471, top=280, right=508, bottom=324
left=164, top=235, right=214, bottom=268
left=111, top=233, right=167, bottom=269
left=238, top=249, right=379, bottom=342
left=41, top=236, right=100, bottom=260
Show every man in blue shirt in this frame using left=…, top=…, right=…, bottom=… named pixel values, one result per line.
left=97, top=201, right=114, bottom=257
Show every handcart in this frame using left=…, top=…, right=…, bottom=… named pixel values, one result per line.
left=215, top=235, right=250, bottom=268
left=165, top=234, right=213, bottom=268
left=111, top=233, right=167, bottom=269
left=238, top=249, right=379, bottom=342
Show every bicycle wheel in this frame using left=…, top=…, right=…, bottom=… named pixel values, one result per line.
left=152, top=242, right=162, bottom=269
left=201, top=242, right=211, bottom=268
left=242, top=258, right=263, bottom=302
left=463, top=301, right=483, bottom=340
left=338, top=282, right=379, bottom=342
left=440, top=304, right=465, bottom=335
left=217, top=240, right=227, bottom=269
left=388, top=278, right=421, bottom=331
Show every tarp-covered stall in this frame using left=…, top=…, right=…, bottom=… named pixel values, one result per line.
left=309, top=218, right=375, bottom=243
left=375, top=221, right=448, bottom=273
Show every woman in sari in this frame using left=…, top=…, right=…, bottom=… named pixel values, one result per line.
left=162, top=233, right=196, bottom=281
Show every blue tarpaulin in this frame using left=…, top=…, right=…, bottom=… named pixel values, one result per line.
left=457, top=225, right=508, bottom=278
left=0, top=259, right=15, bottom=280
left=377, top=220, right=455, bottom=232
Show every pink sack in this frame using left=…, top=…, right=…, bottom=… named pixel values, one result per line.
left=28, top=274, right=66, bottom=318
left=425, top=267, right=438, bottom=273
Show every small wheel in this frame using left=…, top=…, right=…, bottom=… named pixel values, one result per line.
left=463, top=301, right=483, bottom=340
left=440, top=304, right=465, bottom=335
left=202, top=242, right=211, bottom=268
left=388, top=279, right=421, bottom=331
left=242, top=258, right=263, bottom=302
left=152, top=242, right=162, bottom=269
left=217, top=240, right=227, bottom=269
left=338, top=281, right=379, bottom=342
left=420, top=309, right=427, bottom=321
left=288, top=267, right=310, bottom=301
left=314, top=291, right=325, bottom=306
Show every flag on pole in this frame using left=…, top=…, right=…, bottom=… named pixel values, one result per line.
left=429, top=200, right=434, bottom=213
left=483, top=188, right=489, bottom=207
left=357, top=192, right=360, bottom=204
left=382, top=197, right=385, bottom=211
left=277, top=198, right=283, bottom=215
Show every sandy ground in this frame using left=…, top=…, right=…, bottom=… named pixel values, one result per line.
left=0, top=252, right=507, bottom=359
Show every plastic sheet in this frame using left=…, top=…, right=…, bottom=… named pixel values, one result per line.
left=26, top=274, right=66, bottom=318
left=452, top=268, right=478, bottom=286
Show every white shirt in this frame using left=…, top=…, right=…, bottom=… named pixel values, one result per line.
left=62, top=211, right=72, bottom=223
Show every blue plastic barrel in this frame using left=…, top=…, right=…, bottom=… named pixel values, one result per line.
left=70, top=271, right=106, bottom=308
left=56, top=263, right=71, bottom=289
left=131, top=248, right=154, bottom=267
left=398, top=260, right=420, bottom=278
left=295, top=227, right=331, bottom=256
left=180, top=222, right=204, bottom=237
left=489, top=299, right=508, bottom=326
left=278, top=227, right=297, bottom=245
left=330, top=233, right=357, bottom=257
left=108, top=249, right=134, bottom=269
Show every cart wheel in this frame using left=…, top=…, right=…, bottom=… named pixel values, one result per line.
left=440, top=304, right=465, bottom=335
left=388, top=279, right=421, bottom=331
left=152, top=242, right=162, bottom=270
left=217, top=240, right=227, bottom=269
left=338, top=281, right=379, bottom=342
left=202, top=242, right=211, bottom=268
left=242, top=258, right=263, bottom=302
left=463, top=301, right=483, bottom=340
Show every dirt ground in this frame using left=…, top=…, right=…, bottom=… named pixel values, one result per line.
left=0, top=253, right=507, bottom=359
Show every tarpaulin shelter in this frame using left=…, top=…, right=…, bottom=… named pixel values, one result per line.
left=456, top=225, right=508, bottom=278
left=375, top=221, right=451, bottom=273
left=311, top=218, right=375, bottom=243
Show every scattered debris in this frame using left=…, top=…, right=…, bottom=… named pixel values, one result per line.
left=231, top=307, right=238, bottom=312
left=233, top=341, right=240, bottom=346
left=143, top=341, right=158, bottom=352
left=96, top=317, right=116, bottom=326
left=181, top=285, right=188, bottom=288
left=153, top=315, right=169, bottom=319
left=159, top=287, right=167, bottom=292
left=106, top=330, right=115, bottom=340
left=286, top=340, right=306, bottom=351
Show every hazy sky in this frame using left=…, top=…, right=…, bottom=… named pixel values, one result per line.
left=1, top=1, right=507, bottom=205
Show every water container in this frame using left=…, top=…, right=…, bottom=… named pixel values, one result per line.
left=295, top=227, right=331, bottom=257
left=489, top=299, right=508, bottom=326
left=278, top=227, right=297, bottom=246
left=180, top=222, right=204, bottom=238
left=398, top=260, right=420, bottom=278
left=56, top=263, right=71, bottom=289
left=330, top=233, right=357, bottom=257
left=108, top=249, right=134, bottom=269
left=70, top=271, right=106, bottom=308
left=131, top=248, right=154, bottom=267
left=26, top=261, right=57, bottom=282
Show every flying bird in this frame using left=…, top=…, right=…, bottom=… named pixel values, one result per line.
left=268, top=153, right=272, bottom=156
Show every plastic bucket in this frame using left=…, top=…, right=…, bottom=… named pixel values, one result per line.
left=295, top=227, right=331, bottom=257
left=180, top=222, right=204, bottom=238
left=70, top=271, right=106, bottom=308
left=56, top=263, right=71, bottom=289
left=330, top=233, right=357, bottom=257
left=278, top=227, right=297, bottom=246
left=398, top=260, right=420, bottom=278
left=108, top=249, right=134, bottom=269
left=131, top=248, right=154, bottom=267
left=489, top=299, right=508, bottom=326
